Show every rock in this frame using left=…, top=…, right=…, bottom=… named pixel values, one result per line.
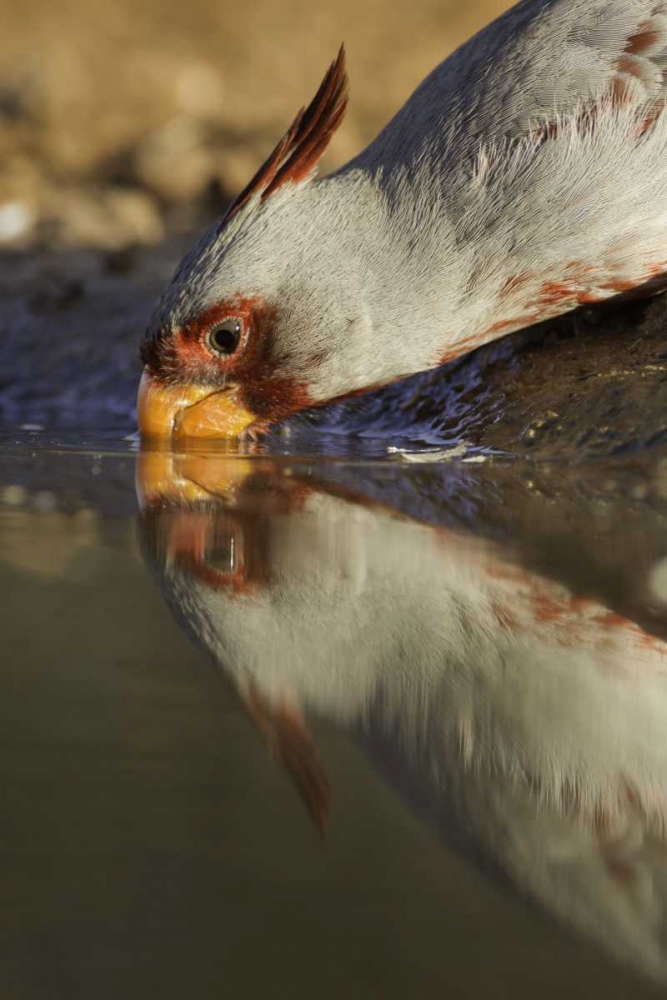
left=53, top=187, right=164, bottom=249
left=175, top=62, right=225, bottom=119
left=134, top=116, right=217, bottom=203
left=0, top=200, right=36, bottom=243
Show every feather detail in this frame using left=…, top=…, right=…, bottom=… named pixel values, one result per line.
left=220, top=45, right=348, bottom=227
left=245, top=687, right=331, bottom=836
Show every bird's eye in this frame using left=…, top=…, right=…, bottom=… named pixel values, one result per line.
left=207, top=318, right=242, bottom=356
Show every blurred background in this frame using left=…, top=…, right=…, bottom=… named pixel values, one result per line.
left=0, top=0, right=509, bottom=250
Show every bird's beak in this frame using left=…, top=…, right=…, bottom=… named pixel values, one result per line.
left=137, top=370, right=257, bottom=440
left=136, top=451, right=256, bottom=507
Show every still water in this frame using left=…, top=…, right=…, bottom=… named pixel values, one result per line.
left=1, top=438, right=667, bottom=998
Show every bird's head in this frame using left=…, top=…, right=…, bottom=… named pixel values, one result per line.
left=138, top=47, right=357, bottom=442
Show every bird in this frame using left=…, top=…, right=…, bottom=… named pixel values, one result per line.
left=138, top=453, right=667, bottom=982
left=138, top=0, right=667, bottom=441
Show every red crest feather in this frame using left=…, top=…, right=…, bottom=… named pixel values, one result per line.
left=221, top=45, right=349, bottom=225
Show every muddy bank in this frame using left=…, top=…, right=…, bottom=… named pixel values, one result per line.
left=1, top=240, right=666, bottom=460
left=0, top=243, right=178, bottom=429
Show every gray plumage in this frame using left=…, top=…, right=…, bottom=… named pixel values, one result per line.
left=141, top=475, right=667, bottom=982
left=144, top=0, right=667, bottom=424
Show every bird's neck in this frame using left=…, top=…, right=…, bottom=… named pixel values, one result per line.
left=315, top=163, right=546, bottom=394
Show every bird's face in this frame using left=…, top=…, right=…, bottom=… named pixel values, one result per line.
left=137, top=46, right=353, bottom=442
left=138, top=197, right=351, bottom=440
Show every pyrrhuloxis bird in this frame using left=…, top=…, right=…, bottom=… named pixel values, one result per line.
left=138, top=455, right=667, bottom=981
left=138, top=0, right=667, bottom=440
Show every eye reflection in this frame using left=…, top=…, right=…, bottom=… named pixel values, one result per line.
left=206, top=535, right=237, bottom=574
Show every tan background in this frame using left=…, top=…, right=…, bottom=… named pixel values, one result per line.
left=0, top=0, right=509, bottom=247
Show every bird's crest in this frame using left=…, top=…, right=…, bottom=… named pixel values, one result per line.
left=220, top=45, right=349, bottom=227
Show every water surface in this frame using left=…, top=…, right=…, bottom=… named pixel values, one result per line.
left=2, top=440, right=667, bottom=998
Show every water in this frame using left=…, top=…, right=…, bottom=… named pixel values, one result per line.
left=2, top=438, right=667, bottom=998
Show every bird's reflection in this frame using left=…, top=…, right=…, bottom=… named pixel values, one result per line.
left=137, top=452, right=667, bottom=981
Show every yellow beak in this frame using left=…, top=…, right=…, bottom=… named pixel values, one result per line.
left=136, top=451, right=256, bottom=507
left=137, top=370, right=257, bottom=441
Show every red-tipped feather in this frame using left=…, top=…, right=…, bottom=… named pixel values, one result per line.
left=221, top=45, right=348, bottom=226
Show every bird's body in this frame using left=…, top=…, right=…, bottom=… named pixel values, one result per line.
left=139, top=456, right=667, bottom=980
left=139, top=0, right=667, bottom=439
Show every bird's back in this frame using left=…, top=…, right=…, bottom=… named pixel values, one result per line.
left=348, top=0, right=667, bottom=357
left=362, top=0, right=667, bottom=166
